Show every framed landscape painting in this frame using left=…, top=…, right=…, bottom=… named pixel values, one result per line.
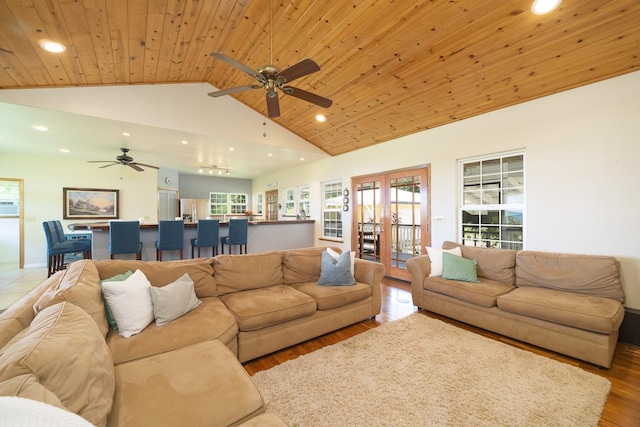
left=63, top=188, right=119, bottom=220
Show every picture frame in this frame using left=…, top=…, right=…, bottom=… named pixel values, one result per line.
left=63, top=187, right=119, bottom=220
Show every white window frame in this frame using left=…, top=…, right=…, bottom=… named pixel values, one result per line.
left=458, top=150, right=525, bottom=249
left=283, top=188, right=296, bottom=216
left=209, top=192, right=248, bottom=216
left=322, top=180, right=343, bottom=239
left=298, top=185, right=310, bottom=218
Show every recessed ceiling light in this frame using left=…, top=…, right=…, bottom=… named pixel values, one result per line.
left=122, top=132, right=130, bottom=136
left=59, top=149, right=69, bottom=153
left=33, top=125, right=49, bottom=131
left=268, top=153, right=273, bottom=157
left=181, top=140, right=188, bottom=145
left=229, top=147, right=235, bottom=151
left=39, top=40, right=66, bottom=53
left=315, top=114, right=326, bottom=122
left=531, top=0, right=561, bottom=15
left=300, top=157, right=305, bottom=161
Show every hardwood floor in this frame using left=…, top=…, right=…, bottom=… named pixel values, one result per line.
left=244, top=278, right=640, bottom=427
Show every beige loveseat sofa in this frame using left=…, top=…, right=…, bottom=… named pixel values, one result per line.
left=407, top=241, right=625, bottom=368
left=0, top=247, right=384, bottom=426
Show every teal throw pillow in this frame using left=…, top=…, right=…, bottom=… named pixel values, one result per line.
left=441, top=252, right=479, bottom=283
left=100, top=270, right=134, bottom=330
left=318, top=250, right=356, bottom=286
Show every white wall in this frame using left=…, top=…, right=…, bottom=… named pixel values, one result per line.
left=0, top=154, right=158, bottom=267
left=253, top=71, right=640, bottom=309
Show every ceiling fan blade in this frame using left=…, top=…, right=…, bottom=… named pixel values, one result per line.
left=266, top=92, right=281, bottom=118
left=276, top=59, right=320, bottom=83
left=87, top=160, right=116, bottom=163
left=98, top=163, right=118, bottom=169
left=208, top=85, right=261, bottom=97
left=133, top=162, right=159, bottom=170
left=282, top=86, right=333, bottom=108
left=128, top=163, right=144, bottom=172
left=210, top=53, right=258, bottom=78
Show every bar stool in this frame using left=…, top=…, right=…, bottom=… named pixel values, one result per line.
left=42, top=221, right=92, bottom=277
left=109, top=221, right=143, bottom=260
left=191, top=219, right=220, bottom=258
left=221, top=218, right=248, bottom=254
left=156, top=219, right=184, bottom=261
left=53, top=220, right=92, bottom=260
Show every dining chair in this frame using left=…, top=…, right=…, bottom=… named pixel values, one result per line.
left=220, top=218, right=248, bottom=254
left=156, top=219, right=184, bottom=261
left=42, top=221, right=91, bottom=277
left=191, top=219, right=220, bottom=258
left=109, top=221, right=143, bottom=260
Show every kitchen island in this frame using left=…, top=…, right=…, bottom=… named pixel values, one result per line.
left=68, top=220, right=315, bottom=261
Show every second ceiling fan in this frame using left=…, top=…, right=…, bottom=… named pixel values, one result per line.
left=207, top=1, right=332, bottom=118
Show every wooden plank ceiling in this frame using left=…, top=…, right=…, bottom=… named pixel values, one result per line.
left=0, top=0, right=638, bottom=156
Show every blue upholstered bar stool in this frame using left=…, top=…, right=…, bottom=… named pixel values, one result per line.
left=191, top=219, right=220, bottom=258
left=155, top=219, right=184, bottom=261
left=220, top=218, right=248, bottom=254
left=109, top=221, right=143, bottom=260
left=42, top=221, right=91, bottom=277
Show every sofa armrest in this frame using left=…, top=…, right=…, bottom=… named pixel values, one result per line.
left=353, top=258, right=385, bottom=315
left=406, top=255, right=431, bottom=308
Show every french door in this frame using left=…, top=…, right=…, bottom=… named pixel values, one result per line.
left=352, top=166, right=429, bottom=281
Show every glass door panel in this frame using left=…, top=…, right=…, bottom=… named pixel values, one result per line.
left=354, top=180, right=381, bottom=263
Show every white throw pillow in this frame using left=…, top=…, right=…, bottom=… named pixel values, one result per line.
left=149, top=273, right=202, bottom=327
left=425, top=246, right=462, bottom=277
left=326, top=247, right=355, bottom=274
left=101, top=270, right=154, bottom=338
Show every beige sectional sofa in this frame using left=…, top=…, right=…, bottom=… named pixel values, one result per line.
left=407, top=241, right=625, bottom=368
left=0, top=247, right=384, bottom=426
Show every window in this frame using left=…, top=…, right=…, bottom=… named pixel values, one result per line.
left=459, top=152, right=524, bottom=250
left=298, top=186, right=310, bottom=217
left=256, top=193, right=263, bottom=215
left=322, top=181, right=343, bottom=238
left=209, top=192, right=248, bottom=216
left=284, top=188, right=296, bottom=215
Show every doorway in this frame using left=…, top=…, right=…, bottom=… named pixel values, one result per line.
left=265, top=190, right=278, bottom=221
left=0, top=179, right=24, bottom=269
left=352, top=166, right=430, bottom=281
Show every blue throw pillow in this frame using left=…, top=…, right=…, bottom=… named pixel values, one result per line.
left=100, top=270, right=134, bottom=330
left=441, top=252, right=479, bottom=283
left=318, top=250, right=356, bottom=286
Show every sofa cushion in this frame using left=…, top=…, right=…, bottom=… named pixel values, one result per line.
left=0, top=374, right=66, bottom=410
left=426, top=246, right=462, bottom=277
left=107, top=297, right=238, bottom=365
left=221, top=285, right=316, bottom=331
left=0, top=302, right=115, bottom=427
left=282, top=247, right=327, bottom=284
left=441, top=252, right=479, bottom=283
left=100, top=270, right=134, bottom=330
left=442, top=241, right=517, bottom=284
left=497, top=287, right=625, bottom=334
left=214, top=252, right=284, bottom=294
left=318, top=250, right=356, bottom=286
left=149, top=273, right=201, bottom=327
left=293, top=281, right=372, bottom=310
left=108, top=340, right=264, bottom=427
left=101, top=270, right=155, bottom=338
left=33, top=259, right=109, bottom=337
left=0, top=319, right=24, bottom=350
left=515, top=251, right=624, bottom=302
left=94, top=258, right=218, bottom=298
left=423, top=276, right=514, bottom=308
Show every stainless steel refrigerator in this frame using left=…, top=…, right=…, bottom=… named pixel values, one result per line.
left=180, top=199, right=210, bottom=222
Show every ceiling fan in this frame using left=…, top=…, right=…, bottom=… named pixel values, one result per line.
left=207, top=0, right=332, bottom=117
left=88, top=148, right=159, bottom=172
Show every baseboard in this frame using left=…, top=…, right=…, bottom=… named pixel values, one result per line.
left=619, top=308, right=640, bottom=347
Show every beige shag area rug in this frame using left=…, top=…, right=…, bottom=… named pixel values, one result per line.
left=251, top=314, right=610, bottom=427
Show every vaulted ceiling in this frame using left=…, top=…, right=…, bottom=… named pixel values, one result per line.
left=1, top=0, right=639, bottom=157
